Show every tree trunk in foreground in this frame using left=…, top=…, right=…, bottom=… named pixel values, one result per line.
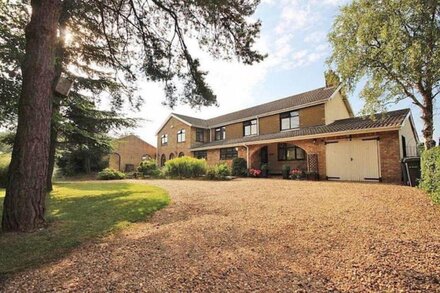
left=2, top=0, right=62, bottom=232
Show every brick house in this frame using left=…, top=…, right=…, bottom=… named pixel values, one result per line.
left=109, top=135, right=156, bottom=172
left=156, top=85, right=419, bottom=183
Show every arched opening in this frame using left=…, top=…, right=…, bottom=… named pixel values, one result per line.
left=178, top=152, right=184, bottom=157
left=169, top=153, right=175, bottom=160
left=278, top=143, right=306, bottom=161
left=160, top=154, right=166, bottom=167
left=142, top=154, right=151, bottom=161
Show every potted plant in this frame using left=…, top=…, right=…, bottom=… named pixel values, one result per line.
left=260, top=163, right=269, bottom=178
left=305, top=171, right=319, bottom=181
left=282, top=164, right=290, bottom=179
left=290, top=168, right=303, bottom=180
left=249, top=168, right=262, bottom=177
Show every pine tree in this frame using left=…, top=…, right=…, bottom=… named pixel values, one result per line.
left=1, top=0, right=265, bottom=231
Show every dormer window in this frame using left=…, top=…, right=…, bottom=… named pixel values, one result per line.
left=243, top=119, right=257, bottom=136
left=177, top=129, right=186, bottom=142
left=161, top=134, right=168, bottom=145
left=215, top=127, right=226, bottom=141
left=280, top=111, right=299, bottom=130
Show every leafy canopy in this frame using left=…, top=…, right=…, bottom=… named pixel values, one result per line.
left=328, top=0, right=440, bottom=115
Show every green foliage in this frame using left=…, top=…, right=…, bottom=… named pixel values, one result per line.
left=0, top=153, right=10, bottom=188
left=0, top=132, right=13, bottom=153
left=97, top=168, right=126, bottom=180
left=57, top=148, right=109, bottom=176
left=324, top=70, right=341, bottom=88
left=207, top=163, right=231, bottom=180
left=231, top=157, right=248, bottom=177
left=138, top=159, right=160, bottom=177
left=163, top=156, right=207, bottom=178
left=0, top=1, right=265, bottom=123
left=0, top=182, right=169, bottom=273
left=420, top=147, right=440, bottom=203
left=328, top=0, right=439, bottom=143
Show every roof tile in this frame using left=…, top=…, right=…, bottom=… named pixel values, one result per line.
left=173, top=86, right=337, bottom=128
left=190, top=109, right=410, bottom=150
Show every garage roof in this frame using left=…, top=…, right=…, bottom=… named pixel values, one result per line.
left=191, top=109, right=410, bottom=150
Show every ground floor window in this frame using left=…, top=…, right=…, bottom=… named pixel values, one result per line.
left=169, top=153, right=175, bottom=160
left=278, top=143, right=306, bottom=161
left=220, top=147, right=238, bottom=160
left=160, top=154, right=166, bottom=166
left=194, top=151, right=207, bottom=160
left=178, top=152, right=185, bottom=157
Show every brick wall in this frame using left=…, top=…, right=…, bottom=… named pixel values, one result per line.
left=109, top=135, right=156, bottom=171
left=378, top=131, right=401, bottom=183
left=157, top=117, right=193, bottom=165
left=201, top=131, right=401, bottom=183
left=299, top=104, right=326, bottom=127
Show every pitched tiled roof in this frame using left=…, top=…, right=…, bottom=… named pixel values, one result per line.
left=206, top=86, right=337, bottom=126
left=173, top=86, right=338, bottom=128
left=191, top=109, right=410, bottom=150
left=173, top=113, right=210, bottom=128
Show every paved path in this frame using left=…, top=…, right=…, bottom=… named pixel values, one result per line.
left=2, top=179, right=440, bottom=292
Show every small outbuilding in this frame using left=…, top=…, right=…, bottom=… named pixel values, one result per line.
left=109, top=135, right=156, bottom=172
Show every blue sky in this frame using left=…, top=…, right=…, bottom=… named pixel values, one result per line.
left=127, top=0, right=438, bottom=146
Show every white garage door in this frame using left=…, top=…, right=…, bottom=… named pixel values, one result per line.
left=326, top=138, right=381, bottom=181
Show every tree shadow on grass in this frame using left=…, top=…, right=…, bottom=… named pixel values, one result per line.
left=0, top=182, right=169, bottom=275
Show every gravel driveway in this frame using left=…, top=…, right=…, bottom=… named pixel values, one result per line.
left=2, top=179, right=440, bottom=292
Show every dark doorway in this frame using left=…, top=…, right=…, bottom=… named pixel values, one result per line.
left=260, top=146, right=268, bottom=164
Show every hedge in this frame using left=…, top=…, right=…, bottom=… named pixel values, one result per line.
left=231, top=158, right=247, bottom=177
left=0, top=153, right=11, bottom=188
left=163, top=156, right=207, bottom=178
left=206, top=163, right=231, bottom=180
left=97, top=168, right=126, bottom=180
left=138, top=159, right=160, bottom=177
left=420, top=146, right=440, bottom=203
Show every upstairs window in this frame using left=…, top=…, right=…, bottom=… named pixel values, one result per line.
left=215, top=127, right=226, bottom=141
left=220, top=147, right=238, bottom=160
left=161, top=134, right=168, bottom=145
left=243, top=119, right=257, bottom=136
left=280, top=111, right=299, bottom=130
left=177, top=129, right=186, bottom=142
left=278, top=143, right=306, bottom=161
left=196, top=128, right=205, bottom=142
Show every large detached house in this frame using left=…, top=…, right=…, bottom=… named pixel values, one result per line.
left=156, top=85, right=419, bottom=183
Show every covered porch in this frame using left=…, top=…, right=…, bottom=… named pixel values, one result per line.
left=246, top=139, right=324, bottom=178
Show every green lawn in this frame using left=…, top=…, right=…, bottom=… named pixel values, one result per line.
left=0, top=182, right=169, bottom=274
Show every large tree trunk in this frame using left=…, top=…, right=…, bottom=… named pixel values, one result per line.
left=421, top=94, right=435, bottom=149
left=2, top=0, right=62, bottom=232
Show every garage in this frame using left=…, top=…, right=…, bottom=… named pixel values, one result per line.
left=325, top=138, right=381, bottom=181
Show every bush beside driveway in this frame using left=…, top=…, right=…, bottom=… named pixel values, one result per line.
left=2, top=179, right=439, bottom=292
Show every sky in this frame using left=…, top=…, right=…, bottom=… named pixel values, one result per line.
left=119, top=0, right=439, bottom=146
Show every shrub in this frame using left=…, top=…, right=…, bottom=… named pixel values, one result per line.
left=97, top=168, right=126, bottom=180
left=163, top=156, right=207, bottom=178
left=249, top=168, right=261, bottom=177
left=206, top=163, right=231, bottom=180
left=420, top=147, right=440, bottom=203
left=138, top=159, right=159, bottom=176
left=0, top=153, right=10, bottom=188
left=231, top=158, right=247, bottom=177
